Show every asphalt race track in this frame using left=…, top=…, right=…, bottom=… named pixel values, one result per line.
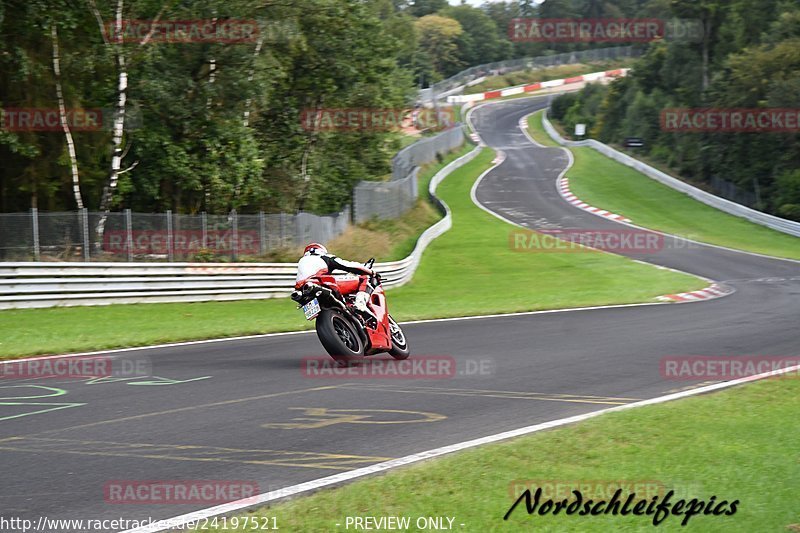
left=1, top=96, right=798, bottom=531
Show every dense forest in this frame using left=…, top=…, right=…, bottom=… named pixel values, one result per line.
left=2, top=0, right=768, bottom=216
left=550, top=0, right=800, bottom=220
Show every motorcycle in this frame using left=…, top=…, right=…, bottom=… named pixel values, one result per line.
left=290, top=258, right=410, bottom=364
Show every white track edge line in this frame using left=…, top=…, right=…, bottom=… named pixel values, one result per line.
left=121, top=362, right=800, bottom=533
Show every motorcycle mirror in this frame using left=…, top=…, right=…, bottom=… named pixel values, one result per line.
left=365, top=258, right=375, bottom=269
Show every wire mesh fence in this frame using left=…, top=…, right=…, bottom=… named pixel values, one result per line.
left=390, top=124, right=467, bottom=181
left=1, top=122, right=467, bottom=261
left=353, top=124, right=467, bottom=223
left=0, top=207, right=350, bottom=262
left=353, top=168, right=420, bottom=224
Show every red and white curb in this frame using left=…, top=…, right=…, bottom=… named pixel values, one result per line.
left=448, top=68, right=629, bottom=104
left=557, top=176, right=631, bottom=223
left=492, top=150, right=506, bottom=165
left=657, top=283, right=733, bottom=303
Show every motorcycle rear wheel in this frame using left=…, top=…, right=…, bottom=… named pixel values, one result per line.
left=316, top=309, right=365, bottom=365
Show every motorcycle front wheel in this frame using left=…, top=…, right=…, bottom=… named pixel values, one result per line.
left=316, top=309, right=365, bottom=365
left=387, top=314, right=410, bottom=360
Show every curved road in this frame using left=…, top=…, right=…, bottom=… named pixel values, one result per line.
left=1, top=96, right=797, bottom=531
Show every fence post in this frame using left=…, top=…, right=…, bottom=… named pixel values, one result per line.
left=201, top=211, right=208, bottom=249
left=231, top=210, right=238, bottom=261
left=80, top=208, right=90, bottom=261
left=259, top=211, right=266, bottom=255
left=31, top=207, right=40, bottom=261
left=166, top=209, right=174, bottom=262
left=125, top=208, right=133, bottom=262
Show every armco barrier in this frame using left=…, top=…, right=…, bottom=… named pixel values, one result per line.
left=0, top=147, right=482, bottom=309
left=541, top=110, right=800, bottom=238
left=447, top=69, right=629, bottom=104
left=425, top=45, right=637, bottom=100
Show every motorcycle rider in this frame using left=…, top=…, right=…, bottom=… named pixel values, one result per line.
left=296, top=243, right=380, bottom=317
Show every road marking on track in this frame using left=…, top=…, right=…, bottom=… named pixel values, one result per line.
left=339, top=384, right=640, bottom=406
left=0, top=402, right=85, bottom=422
left=262, top=407, right=446, bottom=429
left=13, top=384, right=349, bottom=438
left=0, top=385, right=84, bottom=422
left=0, top=437, right=391, bottom=470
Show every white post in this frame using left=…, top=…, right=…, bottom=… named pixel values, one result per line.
left=80, top=208, right=90, bottom=261
left=125, top=208, right=133, bottom=262
left=231, top=210, right=239, bottom=260
left=166, top=210, right=174, bottom=261
left=259, top=211, right=266, bottom=255
left=31, top=208, right=40, bottom=261
left=201, top=211, right=208, bottom=249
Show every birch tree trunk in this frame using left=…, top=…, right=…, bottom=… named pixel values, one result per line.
left=242, top=34, right=264, bottom=128
left=52, top=25, right=84, bottom=209
left=701, top=17, right=711, bottom=91
left=233, top=33, right=265, bottom=206
left=95, top=0, right=128, bottom=241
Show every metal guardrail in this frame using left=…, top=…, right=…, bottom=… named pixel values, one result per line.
left=0, top=147, right=482, bottom=309
left=541, top=110, right=800, bottom=238
left=424, top=46, right=638, bottom=101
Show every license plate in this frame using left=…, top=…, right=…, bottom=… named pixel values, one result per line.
left=302, top=298, right=321, bottom=320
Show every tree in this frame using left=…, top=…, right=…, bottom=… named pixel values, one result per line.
left=441, top=5, right=511, bottom=67
left=670, top=0, right=727, bottom=91
left=414, top=15, right=464, bottom=80
left=408, top=0, right=448, bottom=18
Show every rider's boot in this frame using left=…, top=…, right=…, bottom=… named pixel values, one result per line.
left=354, top=291, right=378, bottom=327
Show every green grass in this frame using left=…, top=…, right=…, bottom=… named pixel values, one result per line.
left=565, top=146, right=800, bottom=260
left=525, top=110, right=559, bottom=147
left=0, top=148, right=703, bottom=358
left=205, top=377, right=800, bottom=532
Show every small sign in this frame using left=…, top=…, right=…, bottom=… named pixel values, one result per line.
left=624, top=137, right=645, bottom=148
left=575, top=123, right=586, bottom=136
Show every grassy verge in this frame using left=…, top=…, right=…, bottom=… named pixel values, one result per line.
left=0, top=148, right=703, bottom=358
left=464, top=60, right=635, bottom=95
left=525, top=110, right=559, bottom=147
left=206, top=377, right=799, bottom=532
left=531, top=110, right=800, bottom=259
left=565, top=145, right=800, bottom=260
